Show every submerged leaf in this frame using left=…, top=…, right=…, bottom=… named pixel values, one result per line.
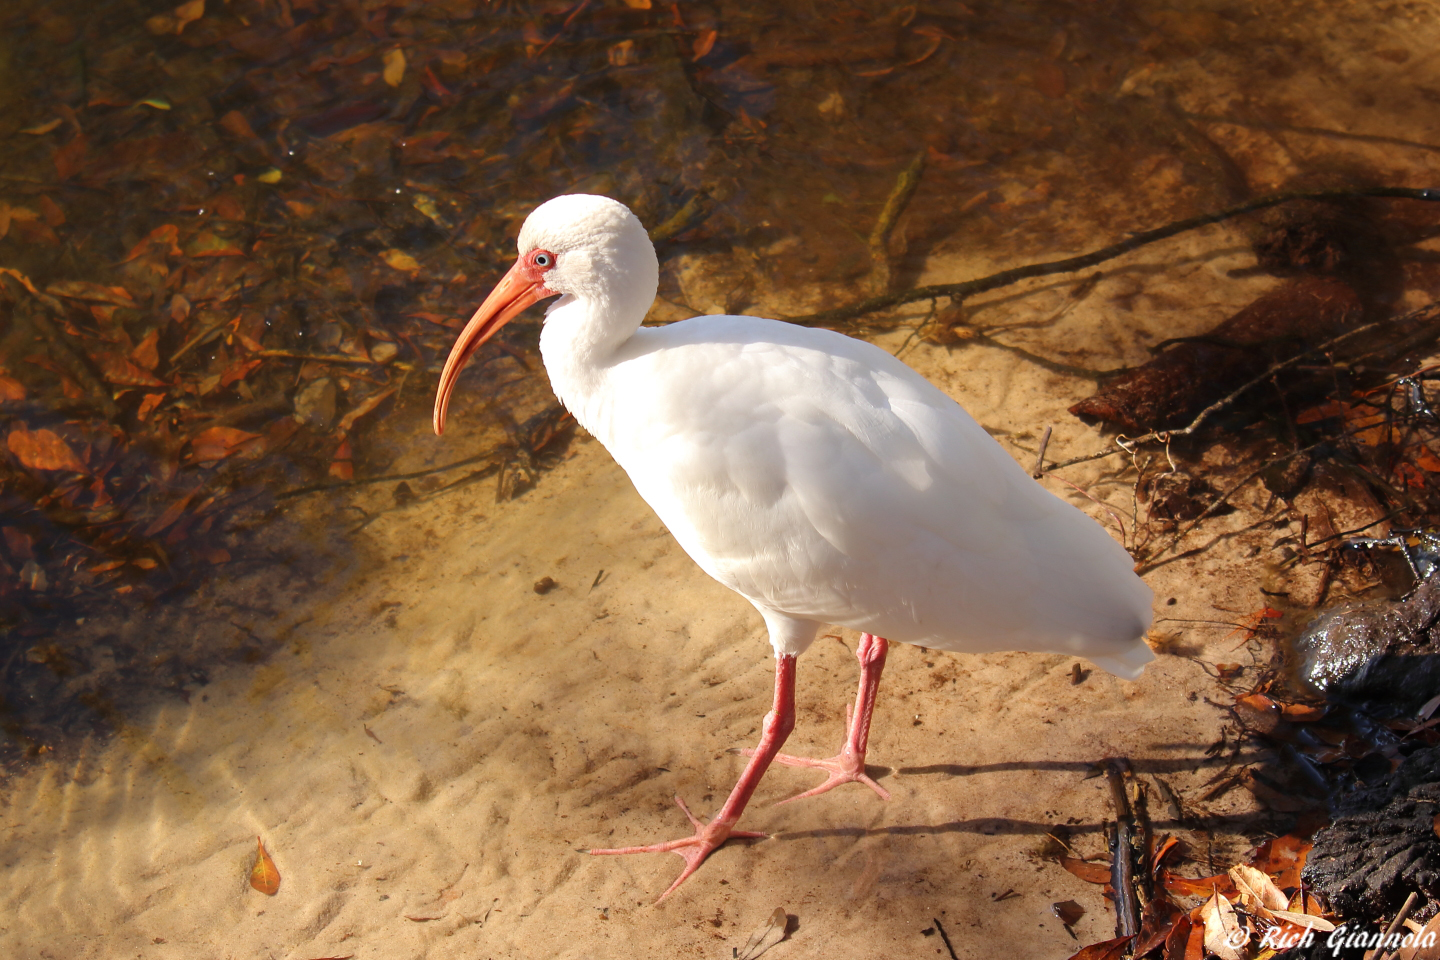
left=1066, top=936, right=1133, bottom=960
left=249, top=836, right=280, bottom=895
left=8, top=426, right=87, bottom=473
left=383, top=49, right=407, bottom=87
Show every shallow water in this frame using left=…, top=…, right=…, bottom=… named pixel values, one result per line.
left=3, top=1, right=1440, bottom=957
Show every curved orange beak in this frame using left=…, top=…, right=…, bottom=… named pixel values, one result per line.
left=433, top=260, right=555, bottom=435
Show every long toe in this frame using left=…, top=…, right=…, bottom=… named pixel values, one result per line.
left=739, top=749, right=891, bottom=802
left=586, top=795, right=767, bottom=902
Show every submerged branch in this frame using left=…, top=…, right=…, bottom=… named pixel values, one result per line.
left=783, top=187, right=1440, bottom=328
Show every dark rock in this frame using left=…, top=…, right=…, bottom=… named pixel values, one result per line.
left=1294, top=574, right=1440, bottom=714
left=1301, top=745, right=1440, bottom=924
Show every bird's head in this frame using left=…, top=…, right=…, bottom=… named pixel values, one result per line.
left=433, top=194, right=657, bottom=435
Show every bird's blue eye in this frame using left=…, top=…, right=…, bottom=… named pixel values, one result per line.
left=534, top=253, right=552, bottom=267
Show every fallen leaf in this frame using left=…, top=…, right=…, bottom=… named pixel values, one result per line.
left=1280, top=702, right=1326, bottom=722
left=1135, top=898, right=1183, bottom=957
left=249, top=836, right=280, bottom=895
left=1396, top=911, right=1440, bottom=960
left=96, top=352, right=168, bottom=388
left=1249, top=834, right=1311, bottom=889
left=1229, top=863, right=1288, bottom=915
left=1201, top=891, right=1246, bottom=960
left=174, top=0, right=204, bottom=33
left=329, top=437, right=354, bottom=480
left=693, top=28, right=718, bottom=60
left=137, top=393, right=166, bottom=420
left=736, top=907, right=787, bottom=960
left=381, top=249, right=421, bottom=272
left=121, top=224, right=183, bottom=263
left=1065, top=936, right=1133, bottom=960
left=143, top=488, right=199, bottom=537
left=337, top=387, right=396, bottom=434
left=54, top=134, right=88, bottom=180
left=191, top=427, right=263, bottom=462
left=46, top=280, right=136, bottom=305
left=1059, top=856, right=1112, bottom=884
left=1159, top=870, right=1235, bottom=898
left=20, top=118, right=63, bottom=135
left=1163, top=915, right=1204, bottom=960
left=1268, top=909, right=1335, bottom=932
left=132, top=330, right=161, bottom=371
left=8, top=426, right=87, bottom=473
left=620, top=0, right=651, bottom=7
left=187, top=231, right=244, bottom=258
left=0, top=375, right=25, bottom=401
left=383, top=48, right=407, bottom=87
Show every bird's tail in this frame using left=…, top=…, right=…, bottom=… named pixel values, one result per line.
left=1088, top=641, right=1156, bottom=681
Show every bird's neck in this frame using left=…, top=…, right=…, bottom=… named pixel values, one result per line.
left=538, top=291, right=648, bottom=434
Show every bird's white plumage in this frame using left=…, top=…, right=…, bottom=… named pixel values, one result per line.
left=526, top=194, right=1154, bottom=675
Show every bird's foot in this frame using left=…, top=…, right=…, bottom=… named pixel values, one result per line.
left=736, top=745, right=891, bottom=803
left=587, top=795, right=766, bottom=902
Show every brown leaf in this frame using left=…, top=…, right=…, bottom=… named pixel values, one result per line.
left=1065, top=935, right=1133, bottom=960
left=1135, top=898, right=1183, bottom=957
left=47, top=280, right=136, bottom=306
left=8, top=426, right=87, bottom=473
left=190, top=427, right=263, bottom=463
left=1267, top=909, right=1335, bottom=932
left=1059, top=856, right=1112, bottom=884
left=0, top=375, right=25, bottom=401
left=121, top=224, right=183, bottom=263
left=96, top=352, right=168, bottom=388
left=1396, top=911, right=1440, bottom=960
left=1228, top=863, right=1288, bottom=915
left=54, top=134, right=88, bottom=180
left=249, top=836, right=280, bottom=895
left=1280, top=702, right=1326, bottom=722
left=1163, top=916, right=1204, bottom=960
left=1201, top=891, right=1246, bottom=960
left=187, top=231, right=244, bottom=257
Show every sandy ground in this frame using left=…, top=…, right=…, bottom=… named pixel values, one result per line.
left=8, top=3, right=1440, bottom=956
left=3, top=231, right=1308, bottom=960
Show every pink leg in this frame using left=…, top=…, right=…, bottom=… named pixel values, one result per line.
left=746, top=633, right=890, bottom=803
left=588, top=654, right=798, bottom=901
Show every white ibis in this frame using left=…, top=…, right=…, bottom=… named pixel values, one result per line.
left=433, top=194, right=1154, bottom=900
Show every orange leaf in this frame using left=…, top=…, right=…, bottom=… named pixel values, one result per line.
left=337, top=387, right=396, bottom=434
left=187, top=231, right=244, bottom=257
left=1249, top=835, right=1311, bottom=890
left=190, top=426, right=262, bottom=462
left=1065, top=935, right=1133, bottom=960
left=143, top=488, right=199, bottom=537
left=1059, top=856, right=1111, bottom=884
left=96, top=352, right=168, bottom=388
left=329, top=437, right=354, bottom=480
left=1159, top=869, right=1235, bottom=898
left=136, top=392, right=165, bottom=421
left=249, top=836, right=280, bottom=896
left=0, top=375, right=25, bottom=401
left=1279, top=702, right=1326, bottom=722
left=132, top=329, right=161, bottom=371
left=174, top=0, right=205, bottom=33
left=693, top=28, right=717, bottom=60
left=7, top=426, right=87, bottom=473
left=121, top=224, right=183, bottom=263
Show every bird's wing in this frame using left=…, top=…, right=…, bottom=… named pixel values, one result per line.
left=601, top=317, right=1150, bottom=655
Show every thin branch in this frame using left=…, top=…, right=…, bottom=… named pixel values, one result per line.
left=783, top=187, right=1440, bottom=327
